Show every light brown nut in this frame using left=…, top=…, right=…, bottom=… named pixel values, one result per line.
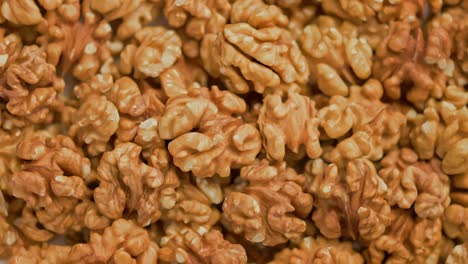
left=70, top=219, right=158, bottom=263
left=306, top=158, right=391, bottom=240
left=88, top=0, right=160, bottom=41
left=9, top=244, right=72, bottom=264
left=445, top=242, right=468, bottom=264
left=160, top=58, right=208, bottom=98
left=443, top=204, right=468, bottom=241
left=0, top=215, right=23, bottom=258
left=379, top=149, right=451, bottom=218
left=0, top=45, right=61, bottom=126
left=163, top=0, right=231, bottom=48
left=258, top=89, right=321, bottom=161
left=158, top=88, right=218, bottom=140
left=11, top=218, right=158, bottom=263
left=407, top=107, right=441, bottom=160
left=356, top=17, right=389, bottom=50
left=438, top=107, right=468, bottom=176
left=0, top=128, right=27, bottom=192
left=319, top=79, right=406, bottom=166
left=90, top=0, right=142, bottom=18
left=109, top=77, right=146, bottom=117
left=36, top=13, right=110, bottom=81
left=161, top=86, right=260, bottom=178
left=159, top=223, right=247, bottom=264
left=299, top=16, right=372, bottom=95
left=1, top=0, right=42, bottom=25
left=429, top=6, right=468, bottom=86
left=318, top=79, right=385, bottom=139
left=95, top=142, right=168, bottom=226
left=365, top=210, right=442, bottom=264
left=12, top=207, right=54, bottom=243
left=321, top=0, right=381, bottom=22
left=38, top=0, right=64, bottom=11
left=373, top=21, right=452, bottom=108
left=161, top=180, right=220, bottom=230
left=269, top=236, right=363, bottom=264
left=73, top=73, right=114, bottom=100
left=426, top=236, right=456, bottom=264
left=120, top=27, right=182, bottom=78
left=108, top=78, right=167, bottom=152
left=201, top=0, right=309, bottom=94
left=168, top=123, right=260, bottom=177
left=222, top=160, right=313, bottom=246
left=321, top=0, right=442, bottom=23
left=9, top=134, right=98, bottom=235
left=68, top=95, right=119, bottom=156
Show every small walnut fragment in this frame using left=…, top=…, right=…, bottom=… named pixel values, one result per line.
left=373, top=21, right=452, bottom=108
left=1, top=0, right=43, bottom=26
left=318, top=79, right=406, bottom=166
left=0, top=128, right=25, bottom=192
left=161, top=179, right=220, bottom=231
left=429, top=6, right=468, bottom=86
left=379, top=149, right=451, bottom=218
left=163, top=0, right=231, bottom=58
left=94, top=142, right=169, bottom=226
left=320, top=0, right=381, bottom=22
left=299, top=16, right=372, bottom=96
left=11, top=218, right=158, bottom=263
left=306, top=158, right=391, bottom=240
left=445, top=242, right=468, bottom=264
left=269, top=236, right=363, bottom=264
left=9, top=133, right=106, bottom=235
left=443, top=204, right=468, bottom=241
left=201, top=0, right=309, bottom=94
left=0, top=215, right=23, bottom=258
left=68, top=94, right=119, bottom=156
left=160, top=57, right=208, bottom=98
left=120, top=26, right=183, bottom=78
left=258, top=89, right=321, bottom=161
left=36, top=0, right=125, bottom=81
left=159, top=223, right=247, bottom=264
left=223, top=160, right=313, bottom=246
left=365, top=210, right=443, bottom=264
left=68, top=218, right=158, bottom=263
left=320, top=0, right=438, bottom=23
left=0, top=45, right=63, bottom=126
left=159, top=86, right=261, bottom=177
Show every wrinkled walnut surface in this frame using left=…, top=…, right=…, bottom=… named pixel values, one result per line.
left=0, top=0, right=467, bottom=263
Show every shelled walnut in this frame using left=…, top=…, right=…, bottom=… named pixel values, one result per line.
left=0, top=0, right=466, bottom=262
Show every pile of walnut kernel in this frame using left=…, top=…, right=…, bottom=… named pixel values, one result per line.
left=0, top=0, right=466, bottom=263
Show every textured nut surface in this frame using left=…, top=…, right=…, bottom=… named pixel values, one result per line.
left=318, top=79, right=406, bottom=166
left=307, top=158, right=391, bottom=240
left=201, top=0, right=309, bottom=94
left=223, top=160, right=313, bottom=246
left=94, top=142, right=168, bottom=226
left=258, top=89, right=322, bottom=161
left=0, top=0, right=467, bottom=262
left=161, top=86, right=261, bottom=177
left=9, top=134, right=102, bottom=235
left=0, top=45, right=60, bottom=126
left=120, top=27, right=183, bottom=78
left=269, top=236, right=364, bottom=264
left=379, top=149, right=451, bottom=218
left=299, top=16, right=372, bottom=95
left=1, top=0, right=43, bottom=25
left=68, top=95, right=119, bottom=156
left=159, top=223, right=247, bottom=264
left=373, top=21, right=452, bottom=108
